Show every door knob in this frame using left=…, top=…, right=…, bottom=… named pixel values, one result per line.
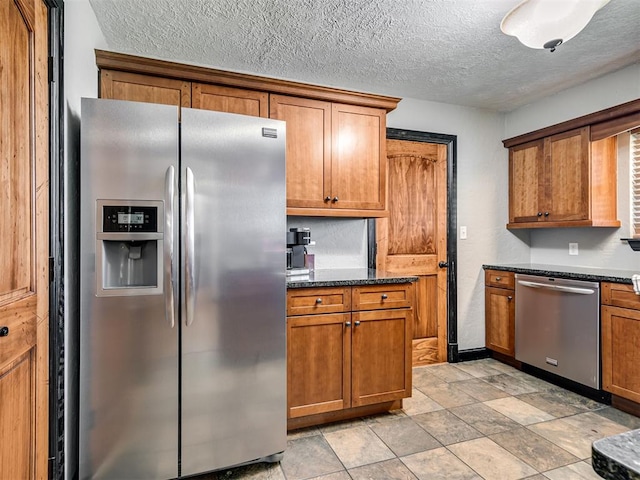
left=0, top=326, right=8, bottom=337
left=354, top=321, right=360, bottom=326
left=324, top=196, right=331, bottom=202
left=332, top=196, right=339, bottom=202
left=345, top=321, right=351, bottom=327
left=544, top=212, right=550, bottom=217
left=438, top=261, right=448, bottom=268
left=315, top=298, right=323, bottom=304
left=381, top=294, right=388, bottom=300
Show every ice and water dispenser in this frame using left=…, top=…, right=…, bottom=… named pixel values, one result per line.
left=96, top=200, right=164, bottom=296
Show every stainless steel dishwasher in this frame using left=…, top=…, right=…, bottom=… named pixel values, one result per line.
left=515, top=274, right=600, bottom=389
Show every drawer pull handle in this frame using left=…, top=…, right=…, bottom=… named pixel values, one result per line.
left=496, top=277, right=502, bottom=281
left=0, top=326, right=8, bottom=337
left=381, top=294, right=388, bottom=300
left=507, top=296, right=513, bottom=301
left=354, top=321, right=360, bottom=326
left=345, top=321, right=351, bottom=327
left=315, top=298, right=323, bottom=304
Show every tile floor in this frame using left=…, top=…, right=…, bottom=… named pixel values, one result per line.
left=198, top=358, right=640, bottom=480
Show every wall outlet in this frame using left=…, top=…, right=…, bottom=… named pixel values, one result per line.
left=569, top=242, right=579, bottom=255
left=460, top=226, right=467, bottom=240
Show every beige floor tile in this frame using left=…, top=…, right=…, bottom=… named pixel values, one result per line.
left=323, top=425, right=395, bottom=469
left=484, top=396, right=555, bottom=425
left=527, top=419, right=595, bottom=459
left=489, top=427, right=579, bottom=472
left=203, top=462, right=285, bottom=480
left=483, top=373, right=541, bottom=395
left=447, top=437, right=538, bottom=480
left=412, top=367, right=448, bottom=390
left=450, top=402, right=521, bottom=435
left=412, top=410, right=483, bottom=445
left=348, top=458, right=418, bottom=480
left=477, top=358, right=520, bottom=374
left=419, top=382, right=478, bottom=409
left=453, top=378, right=511, bottom=402
left=280, top=435, right=344, bottom=480
left=592, top=406, right=640, bottom=429
left=401, top=447, right=482, bottom=480
left=560, top=411, right=630, bottom=439
left=453, top=360, right=506, bottom=378
left=542, top=461, right=603, bottom=479
left=425, top=364, right=475, bottom=383
left=401, top=388, right=445, bottom=416
left=370, top=416, right=441, bottom=457
left=287, top=426, right=322, bottom=440
left=318, top=417, right=366, bottom=434
left=309, top=473, right=352, bottom=480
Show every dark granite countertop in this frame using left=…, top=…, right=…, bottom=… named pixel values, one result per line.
left=592, top=428, right=640, bottom=479
left=286, top=268, right=418, bottom=288
left=482, top=263, right=639, bottom=284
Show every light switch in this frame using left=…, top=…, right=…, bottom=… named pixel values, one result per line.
left=460, top=226, right=467, bottom=240
left=569, top=243, right=579, bottom=255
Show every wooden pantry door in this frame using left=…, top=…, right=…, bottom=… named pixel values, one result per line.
left=0, top=0, right=50, bottom=478
left=377, top=138, right=448, bottom=365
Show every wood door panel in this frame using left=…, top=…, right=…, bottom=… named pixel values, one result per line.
left=602, top=306, right=640, bottom=403
left=351, top=309, right=411, bottom=406
left=100, top=70, right=191, bottom=107
left=509, top=140, right=544, bottom=223
left=0, top=0, right=48, bottom=477
left=485, top=286, right=515, bottom=356
left=192, top=83, right=268, bottom=117
left=1, top=0, right=32, bottom=299
left=270, top=95, right=331, bottom=209
left=545, top=128, right=589, bottom=221
left=0, top=352, right=33, bottom=479
left=377, top=138, right=447, bottom=364
left=287, top=313, right=351, bottom=418
left=331, top=104, right=385, bottom=210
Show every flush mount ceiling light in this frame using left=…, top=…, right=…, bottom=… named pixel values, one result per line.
left=500, top=0, right=611, bottom=52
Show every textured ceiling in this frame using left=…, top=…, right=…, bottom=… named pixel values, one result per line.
left=88, top=0, right=640, bottom=112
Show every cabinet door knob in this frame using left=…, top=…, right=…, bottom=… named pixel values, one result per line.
left=381, top=294, right=388, bottom=300
left=495, top=277, right=502, bottom=281
left=354, top=321, right=360, bottom=326
left=324, top=196, right=331, bottom=202
left=345, top=321, right=351, bottom=327
left=0, top=326, right=8, bottom=337
left=537, top=212, right=543, bottom=217
left=507, top=296, right=513, bottom=301
left=544, top=212, right=550, bottom=217
left=332, top=196, right=339, bottom=202
left=315, top=298, right=322, bottom=304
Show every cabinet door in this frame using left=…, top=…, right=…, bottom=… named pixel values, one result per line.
left=100, top=70, right=191, bottom=107
left=485, top=287, right=515, bottom=356
left=351, top=309, right=412, bottom=407
left=192, top=83, right=268, bottom=117
left=287, top=313, right=351, bottom=418
left=270, top=95, right=331, bottom=209
left=602, top=306, right=640, bottom=403
left=509, top=140, right=544, bottom=223
left=331, top=104, right=386, bottom=211
left=544, top=127, right=590, bottom=222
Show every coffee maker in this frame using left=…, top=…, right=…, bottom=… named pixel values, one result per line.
left=286, top=227, right=311, bottom=272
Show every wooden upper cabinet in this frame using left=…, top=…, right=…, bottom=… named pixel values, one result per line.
left=100, top=70, right=191, bottom=108
left=508, top=126, right=619, bottom=228
left=331, top=104, right=386, bottom=211
left=192, top=83, right=268, bottom=117
left=271, top=95, right=387, bottom=215
left=270, top=95, right=331, bottom=209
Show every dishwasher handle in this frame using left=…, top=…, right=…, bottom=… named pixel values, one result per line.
left=517, top=280, right=595, bottom=295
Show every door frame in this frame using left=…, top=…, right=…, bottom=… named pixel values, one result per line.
left=368, top=127, right=458, bottom=362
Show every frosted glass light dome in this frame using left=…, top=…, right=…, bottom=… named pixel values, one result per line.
left=500, top=0, right=611, bottom=50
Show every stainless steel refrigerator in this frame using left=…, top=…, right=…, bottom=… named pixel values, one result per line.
left=79, top=98, right=286, bottom=479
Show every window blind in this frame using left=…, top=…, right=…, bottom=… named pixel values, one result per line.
left=632, top=130, right=640, bottom=236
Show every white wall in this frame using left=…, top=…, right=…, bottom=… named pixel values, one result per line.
left=63, top=2, right=107, bottom=479
left=504, top=64, right=640, bottom=271
left=387, top=99, right=530, bottom=351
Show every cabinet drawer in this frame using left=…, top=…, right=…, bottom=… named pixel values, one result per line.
left=601, top=282, right=640, bottom=310
left=352, top=284, right=412, bottom=311
left=287, top=287, right=351, bottom=316
left=485, top=270, right=515, bottom=289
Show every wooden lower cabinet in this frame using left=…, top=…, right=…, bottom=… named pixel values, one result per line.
left=601, top=282, right=640, bottom=405
left=287, top=284, right=413, bottom=427
left=484, top=270, right=515, bottom=357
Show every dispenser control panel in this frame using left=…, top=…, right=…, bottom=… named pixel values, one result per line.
left=103, top=205, right=158, bottom=232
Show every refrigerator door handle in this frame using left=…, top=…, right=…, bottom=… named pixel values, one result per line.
left=185, top=166, right=196, bottom=326
left=164, top=166, right=176, bottom=328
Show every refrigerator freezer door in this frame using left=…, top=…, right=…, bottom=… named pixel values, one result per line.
left=180, top=109, right=287, bottom=476
left=79, top=98, right=179, bottom=480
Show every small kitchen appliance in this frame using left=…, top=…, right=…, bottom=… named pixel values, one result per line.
left=286, top=227, right=311, bottom=271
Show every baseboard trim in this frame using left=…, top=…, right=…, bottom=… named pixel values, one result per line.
left=458, top=347, right=491, bottom=362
